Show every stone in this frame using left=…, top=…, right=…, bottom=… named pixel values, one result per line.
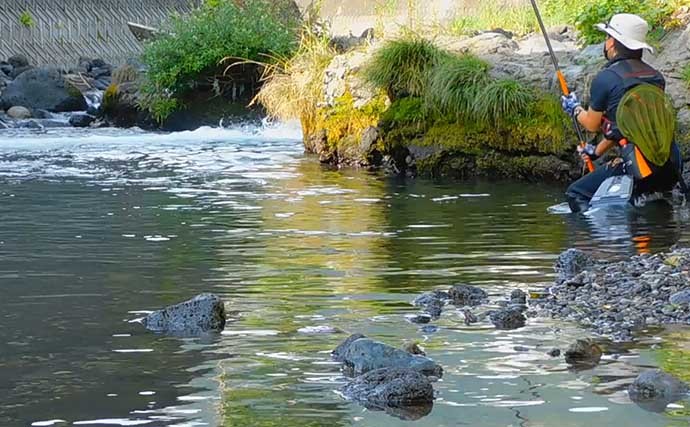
left=7, top=54, right=29, bottom=69
left=69, top=113, right=95, bottom=128
left=510, top=289, right=527, bottom=304
left=143, top=293, right=226, bottom=336
left=490, top=308, right=526, bottom=330
left=406, top=313, right=432, bottom=324
left=462, top=309, right=478, bottom=325
left=0, top=67, right=87, bottom=112
left=0, top=61, right=12, bottom=76
left=448, top=284, right=487, bottom=307
left=6, top=106, right=31, bottom=119
left=547, top=348, right=561, bottom=357
left=412, top=290, right=447, bottom=318
left=9, top=66, right=32, bottom=79
left=401, top=341, right=426, bottom=356
left=669, top=289, right=690, bottom=305
left=628, top=370, right=688, bottom=402
left=438, top=33, right=519, bottom=55
left=360, top=126, right=379, bottom=153
left=340, top=367, right=434, bottom=406
left=564, top=338, right=602, bottom=366
left=332, top=334, right=443, bottom=377
left=554, top=249, right=595, bottom=282
left=513, top=346, right=529, bottom=352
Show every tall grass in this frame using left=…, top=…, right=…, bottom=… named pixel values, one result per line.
left=362, top=37, right=450, bottom=99
left=425, top=54, right=490, bottom=119
left=473, top=78, right=534, bottom=123
left=254, top=27, right=336, bottom=139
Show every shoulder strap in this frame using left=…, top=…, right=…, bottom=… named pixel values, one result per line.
left=608, top=59, right=665, bottom=91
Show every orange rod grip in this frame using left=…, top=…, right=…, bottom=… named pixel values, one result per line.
left=556, top=70, right=569, bottom=96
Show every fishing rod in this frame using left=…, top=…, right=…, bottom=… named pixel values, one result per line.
left=529, top=0, right=595, bottom=173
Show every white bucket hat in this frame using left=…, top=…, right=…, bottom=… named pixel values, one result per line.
left=595, top=13, right=654, bottom=53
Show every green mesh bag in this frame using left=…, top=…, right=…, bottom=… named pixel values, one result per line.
left=616, top=84, right=676, bottom=167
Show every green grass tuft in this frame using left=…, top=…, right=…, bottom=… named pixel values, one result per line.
left=362, top=37, right=450, bottom=99
left=425, top=54, right=490, bottom=119
left=473, top=78, right=534, bottom=123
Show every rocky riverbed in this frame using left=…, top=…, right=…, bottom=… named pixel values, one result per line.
left=529, top=247, right=690, bottom=342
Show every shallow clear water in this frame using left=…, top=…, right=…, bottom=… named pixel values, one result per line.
left=1, top=124, right=690, bottom=427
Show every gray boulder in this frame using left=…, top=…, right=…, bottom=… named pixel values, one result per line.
left=564, top=338, right=602, bottom=366
left=0, top=67, right=87, bottom=112
left=669, top=289, right=690, bottom=305
left=69, top=113, right=95, bottom=128
left=7, top=54, right=29, bottom=69
left=449, top=284, right=487, bottom=306
left=332, top=334, right=443, bottom=377
left=490, top=307, right=526, bottom=330
left=413, top=290, right=448, bottom=318
left=340, top=367, right=434, bottom=408
left=7, top=106, right=31, bottom=119
left=555, top=249, right=595, bottom=282
left=144, top=293, right=226, bottom=336
left=628, top=370, right=688, bottom=410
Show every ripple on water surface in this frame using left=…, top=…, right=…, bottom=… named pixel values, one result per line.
left=1, top=123, right=690, bottom=427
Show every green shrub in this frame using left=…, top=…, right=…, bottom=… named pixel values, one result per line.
left=573, top=0, right=673, bottom=45
left=425, top=54, right=490, bottom=119
left=19, top=11, right=35, bottom=28
left=140, top=0, right=299, bottom=121
left=362, top=37, right=450, bottom=99
left=473, top=78, right=534, bottom=123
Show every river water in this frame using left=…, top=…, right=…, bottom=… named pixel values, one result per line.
left=1, top=124, right=690, bottom=427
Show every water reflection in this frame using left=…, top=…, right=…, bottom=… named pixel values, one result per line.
left=1, top=125, right=690, bottom=426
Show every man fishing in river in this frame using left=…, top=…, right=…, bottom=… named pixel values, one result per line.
left=560, top=13, right=683, bottom=212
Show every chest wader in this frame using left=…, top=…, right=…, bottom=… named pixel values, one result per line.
left=605, top=60, right=678, bottom=189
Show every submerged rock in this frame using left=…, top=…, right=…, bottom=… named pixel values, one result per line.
left=490, top=307, right=526, bottom=330
left=341, top=367, right=434, bottom=406
left=462, top=309, right=478, bottom=325
left=144, top=293, right=226, bottom=336
left=406, top=313, right=432, bottom=324
left=69, top=113, right=95, bottom=128
left=564, top=338, right=602, bottom=366
left=510, top=289, right=527, bottom=304
left=448, top=284, right=487, bottom=307
left=332, top=334, right=443, bottom=377
left=413, top=290, right=448, bottom=318
left=628, top=370, right=689, bottom=411
left=547, top=348, right=561, bottom=357
left=554, top=249, right=595, bottom=282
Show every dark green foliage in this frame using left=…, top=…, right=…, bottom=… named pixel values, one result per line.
left=425, top=54, right=490, bottom=119
left=381, top=97, right=427, bottom=127
left=473, top=79, right=534, bottom=123
left=573, top=0, right=673, bottom=45
left=362, top=37, right=450, bottom=98
left=140, top=0, right=299, bottom=121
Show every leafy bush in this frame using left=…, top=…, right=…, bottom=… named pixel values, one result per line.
left=362, top=37, right=450, bottom=99
left=140, top=0, right=299, bottom=121
left=425, top=54, right=490, bottom=119
left=473, top=79, right=534, bottom=123
left=573, top=0, right=674, bottom=44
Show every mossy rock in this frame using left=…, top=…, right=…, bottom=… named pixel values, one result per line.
left=414, top=149, right=576, bottom=182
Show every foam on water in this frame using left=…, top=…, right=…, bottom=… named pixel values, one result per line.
left=0, top=121, right=303, bottom=186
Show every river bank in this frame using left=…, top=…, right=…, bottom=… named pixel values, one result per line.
left=287, top=23, right=690, bottom=182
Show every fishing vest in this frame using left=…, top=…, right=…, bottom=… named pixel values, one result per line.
left=600, top=59, right=671, bottom=180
